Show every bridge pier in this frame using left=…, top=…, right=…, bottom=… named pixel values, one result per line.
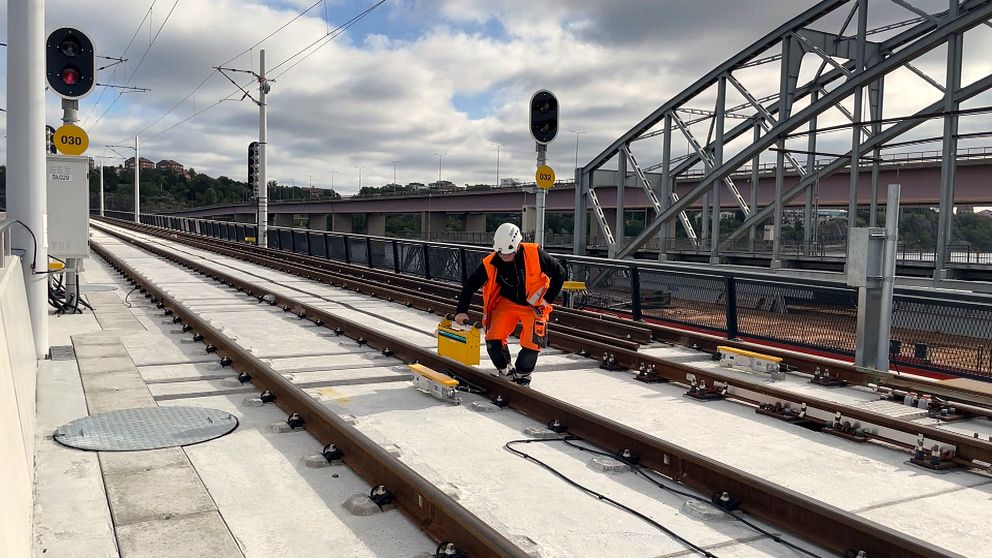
left=332, top=213, right=353, bottom=233
left=273, top=214, right=294, bottom=227
left=367, top=213, right=386, bottom=237
left=466, top=213, right=486, bottom=234
left=422, top=212, right=446, bottom=241
left=308, top=214, right=330, bottom=230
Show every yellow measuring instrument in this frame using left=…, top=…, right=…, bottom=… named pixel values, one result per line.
left=436, top=315, right=481, bottom=366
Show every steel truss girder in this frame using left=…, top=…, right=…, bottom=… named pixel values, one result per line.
left=671, top=113, right=752, bottom=215
left=574, top=2, right=924, bottom=257
left=575, top=0, right=978, bottom=257
left=614, top=0, right=992, bottom=259
left=621, top=146, right=698, bottom=244
left=592, top=2, right=951, bottom=186
left=725, top=73, right=992, bottom=243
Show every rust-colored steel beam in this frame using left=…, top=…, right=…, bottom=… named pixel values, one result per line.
left=92, top=226, right=960, bottom=558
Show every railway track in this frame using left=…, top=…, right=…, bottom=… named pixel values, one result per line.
left=89, top=221, right=973, bottom=558
left=96, top=216, right=992, bottom=415
left=94, top=219, right=992, bottom=468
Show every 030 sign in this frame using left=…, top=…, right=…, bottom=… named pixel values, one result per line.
left=535, top=165, right=555, bottom=190
left=53, top=124, right=89, bottom=156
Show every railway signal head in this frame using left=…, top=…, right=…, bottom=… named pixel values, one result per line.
left=248, top=141, right=259, bottom=190
left=45, top=125, right=57, bottom=154
left=46, top=28, right=96, bottom=99
left=530, top=90, right=558, bottom=144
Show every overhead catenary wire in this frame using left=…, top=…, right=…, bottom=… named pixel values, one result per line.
left=269, top=0, right=388, bottom=80
left=142, top=0, right=387, bottom=141
left=126, top=0, right=329, bottom=141
left=83, top=0, right=159, bottom=127
left=90, top=0, right=182, bottom=135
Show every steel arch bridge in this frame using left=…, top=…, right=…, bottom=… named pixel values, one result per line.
left=574, top=0, right=992, bottom=280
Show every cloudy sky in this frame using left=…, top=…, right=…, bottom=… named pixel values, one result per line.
left=2, top=0, right=991, bottom=194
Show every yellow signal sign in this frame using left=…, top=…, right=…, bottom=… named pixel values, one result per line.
left=535, top=165, right=555, bottom=190
left=53, top=124, right=89, bottom=156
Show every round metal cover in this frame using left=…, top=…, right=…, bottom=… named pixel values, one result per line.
left=54, top=406, right=238, bottom=451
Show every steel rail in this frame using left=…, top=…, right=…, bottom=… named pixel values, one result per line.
left=96, top=218, right=992, bottom=416
left=88, top=239, right=532, bottom=558
left=93, top=223, right=960, bottom=558
left=545, top=330, right=992, bottom=466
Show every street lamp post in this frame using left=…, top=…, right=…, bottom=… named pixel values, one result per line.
left=433, top=153, right=442, bottom=185
left=491, top=143, right=502, bottom=187
left=354, top=165, right=363, bottom=190
left=391, top=160, right=400, bottom=195
left=568, top=129, right=584, bottom=172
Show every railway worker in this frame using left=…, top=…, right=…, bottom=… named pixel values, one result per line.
left=453, top=222, right=566, bottom=386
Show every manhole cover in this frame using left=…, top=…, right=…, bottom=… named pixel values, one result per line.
left=54, top=406, right=238, bottom=451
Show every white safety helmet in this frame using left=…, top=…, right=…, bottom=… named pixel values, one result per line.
left=493, top=223, right=522, bottom=255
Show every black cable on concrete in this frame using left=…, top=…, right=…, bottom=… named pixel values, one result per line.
left=559, top=438, right=825, bottom=558
left=505, top=437, right=718, bottom=558
left=123, top=285, right=140, bottom=308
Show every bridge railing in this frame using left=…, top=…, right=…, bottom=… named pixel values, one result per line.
left=101, top=212, right=992, bottom=380
left=0, top=216, right=13, bottom=269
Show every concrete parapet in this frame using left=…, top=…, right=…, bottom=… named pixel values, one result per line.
left=0, top=257, right=37, bottom=558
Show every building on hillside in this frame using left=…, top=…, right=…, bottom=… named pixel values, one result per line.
left=124, top=157, right=155, bottom=170
left=156, top=159, right=185, bottom=174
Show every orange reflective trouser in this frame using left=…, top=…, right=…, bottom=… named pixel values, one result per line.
left=485, top=297, right=552, bottom=351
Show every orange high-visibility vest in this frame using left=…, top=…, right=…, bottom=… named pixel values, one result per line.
left=480, top=243, right=550, bottom=328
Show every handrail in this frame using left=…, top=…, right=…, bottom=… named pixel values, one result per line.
left=0, top=216, right=13, bottom=269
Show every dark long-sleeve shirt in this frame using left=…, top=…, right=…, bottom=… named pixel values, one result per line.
left=456, top=246, right=566, bottom=314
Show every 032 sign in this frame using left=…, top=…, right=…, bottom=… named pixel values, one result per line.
left=53, top=124, right=90, bottom=156
left=535, top=165, right=556, bottom=190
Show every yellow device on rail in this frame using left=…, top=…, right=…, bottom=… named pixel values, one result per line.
left=436, top=314, right=481, bottom=366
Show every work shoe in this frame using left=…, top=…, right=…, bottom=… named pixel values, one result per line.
left=510, top=371, right=531, bottom=386
left=492, top=366, right=514, bottom=378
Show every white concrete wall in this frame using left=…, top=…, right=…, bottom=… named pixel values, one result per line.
left=0, top=257, right=37, bottom=558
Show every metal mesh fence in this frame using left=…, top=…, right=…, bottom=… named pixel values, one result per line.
left=563, top=261, right=638, bottom=317
left=292, top=231, right=309, bottom=255
left=309, top=232, right=327, bottom=258
left=369, top=239, right=393, bottom=270
left=891, top=297, right=992, bottom=376
left=348, top=237, right=368, bottom=266
left=327, top=235, right=347, bottom=261
left=638, top=269, right=727, bottom=332
left=736, top=280, right=857, bottom=354
left=428, top=246, right=463, bottom=282
left=396, top=243, right=426, bottom=276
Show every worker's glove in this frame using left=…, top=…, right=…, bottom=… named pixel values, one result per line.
left=453, top=312, right=470, bottom=326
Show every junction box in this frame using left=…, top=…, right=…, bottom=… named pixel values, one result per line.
left=46, top=155, right=90, bottom=259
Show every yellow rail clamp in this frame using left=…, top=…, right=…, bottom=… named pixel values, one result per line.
left=562, top=281, right=586, bottom=292
left=717, top=345, right=782, bottom=363
left=408, top=363, right=459, bottom=387
left=244, top=236, right=256, bottom=243
left=718, top=345, right=782, bottom=374
left=436, top=317, right=481, bottom=366
left=48, top=261, right=66, bottom=272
